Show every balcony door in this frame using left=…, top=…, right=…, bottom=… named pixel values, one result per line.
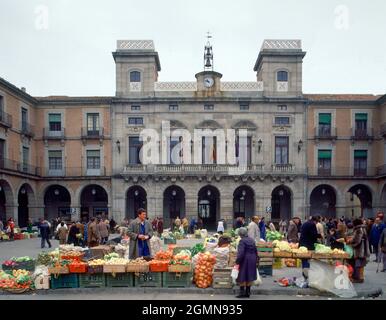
left=87, top=113, right=100, bottom=136
left=0, top=139, right=5, bottom=168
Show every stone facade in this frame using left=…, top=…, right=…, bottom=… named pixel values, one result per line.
left=0, top=38, right=385, bottom=229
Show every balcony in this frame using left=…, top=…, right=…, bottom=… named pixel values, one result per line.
left=41, top=166, right=106, bottom=177
left=118, top=164, right=303, bottom=179
left=377, top=165, right=386, bottom=176
left=0, top=110, right=12, bottom=128
left=351, top=128, right=374, bottom=141
left=314, top=127, right=337, bottom=140
left=20, top=121, right=35, bottom=138
left=0, top=158, right=40, bottom=175
left=43, top=127, right=65, bottom=140
left=308, top=167, right=378, bottom=177
left=81, top=127, right=104, bottom=139
left=380, top=123, right=386, bottom=137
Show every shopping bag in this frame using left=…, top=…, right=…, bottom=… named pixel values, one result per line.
left=344, top=244, right=353, bottom=259
left=254, top=268, right=262, bottom=286
left=231, top=265, right=239, bottom=284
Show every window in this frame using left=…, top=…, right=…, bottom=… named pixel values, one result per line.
left=204, top=104, right=214, bottom=111
left=87, top=150, right=100, bottom=169
left=131, top=105, right=141, bottom=111
left=21, top=108, right=28, bottom=131
left=0, top=95, right=4, bottom=113
left=87, top=113, right=100, bottom=135
left=355, top=113, right=368, bottom=137
left=354, top=150, right=367, bottom=176
left=240, top=104, right=249, bottom=111
left=130, top=71, right=141, bottom=82
left=22, top=146, right=29, bottom=171
left=129, top=136, right=143, bottom=165
left=49, top=113, right=62, bottom=131
left=277, top=71, right=288, bottom=82
left=275, top=136, right=289, bottom=165
left=275, top=117, right=290, bottom=125
left=235, top=136, right=252, bottom=165
left=128, top=117, right=144, bottom=125
left=0, top=139, right=5, bottom=168
left=318, top=150, right=332, bottom=176
left=48, top=150, right=63, bottom=170
left=168, top=136, right=183, bottom=164
left=169, top=104, right=179, bottom=111
left=318, top=113, right=332, bottom=136
left=277, top=105, right=287, bottom=111
left=202, top=136, right=217, bottom=164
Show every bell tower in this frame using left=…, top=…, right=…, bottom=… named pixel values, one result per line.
left=196, top=33, right=222, bottom=93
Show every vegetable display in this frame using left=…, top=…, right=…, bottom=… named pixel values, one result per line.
left=104, top=258, right=128, bottom=265
left=314, top=244, right=333, bottom=254
left=169, top=252, right=191, bottom=266
left=194, top=252, right=216, bottom=288
left=0, top=269, right=34, bottom=290
left=88, top=259, right=105, bottom=266
left=190, top=243, right=205, bottom=256
left=104, top=253, right=120, bottom=261
left=154, top=250, right=173, bottom=261
left=266, top=231, right=283, bottom=241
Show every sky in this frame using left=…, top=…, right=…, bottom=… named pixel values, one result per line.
left=0, top=0, right=385, bottom=97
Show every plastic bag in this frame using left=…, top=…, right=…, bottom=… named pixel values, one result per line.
left=150, top=236, right=162, bottom=257
left=200, top=229, right=208, bottom=239
left=214, top=246, right=230, bottom=269
left=344, top=244, right=353, bottom=259
left=308, top=260, right=357, bottom=298
left=254, top=268, right=262, bottom=286
left=231, top=265, right=239, bottom=285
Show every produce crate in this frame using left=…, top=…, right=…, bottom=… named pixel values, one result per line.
left=293, top=252, right=312, bottom=259
left=149, top=263, right=169, bottom=272
left=18, top=260, right=36, bottom=272
left=1, top=264, right=18, bottom=273
left=332, top=253, right=350, bottom=259
left=126, top=263, right=149, bottom=273
left=48, top=265, right=70, bottom=276
left=212, top=268, right=233, bottom=289
left=87, top=265, right=104, bottom=274
left=133, top=272, right=162, bottom=287
left=103, top=264, right=127, bottom=274
left=258, top=252, right=274, bottom=258
left=13, top=234, right=23, bottom=240
left=162, top=272, right=192, bottom=288
left=311, top=253, right=332, bottom=260
left=105, top=273, right=133, bottom=287
left=258, top=258, right=273, bottom=267
left=79, top=273, right=105, bottom=288
left=60, top=254, right=84, bottom=262
left=164, top=238, right=177, bottom=245
left=257, top=247, right=273, bottom=252
left=69, top=264, right=87, bottom=273
left=258, top=266, right=273, bottom=276
left=273, top=251, right=293, bottom=258
left=272, top=258, right=283, bottom=269
left=50, top=274, right=79, bottom=289
left=168, top=265, right=191, bottom=273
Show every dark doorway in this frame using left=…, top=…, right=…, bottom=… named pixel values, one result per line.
left=310, top=185, right=336, bottom=218
left=348, top=184, right=373, bottom=218
left=271, top=186, right=292, bottom=222
left=126, top=186, right=147, bottom=219
left=18, top=184, right=33, bottom=228
left=80, top=185, right=108, bottom=220
left=233, top=186, right=255, bottom=219
left=163, top=186, right=185, bottom=228
left=44, top=185, right=71, bottom=222
left=198, top=185, right=220, bottom=230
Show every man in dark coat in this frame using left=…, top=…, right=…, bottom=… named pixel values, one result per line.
left=299, top=216, right=321, bottom=279
left=39, top=219, right=52, bottom=249
left=128, top=208, right=153, bottom=259
left=235, top=227, right=258, bottom=298
left=258, top=217, right=266, bottom=241
left=369, top=218, right=385, bottom=262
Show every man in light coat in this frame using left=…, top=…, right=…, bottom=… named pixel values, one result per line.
left=247, top=216, right=260, bottom=242
left=128, top=208, right=153, bottom=259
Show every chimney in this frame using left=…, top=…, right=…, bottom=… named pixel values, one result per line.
left=21, top=87, right=26, bottom=92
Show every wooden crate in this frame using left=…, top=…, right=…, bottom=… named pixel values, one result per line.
left=79, top=273, right=105, bottom=288
left=48, top=265, right=69, bottom=276
left=258, top=258, right=273, bottom=267
left=212, top=268, right=233, bottom=289
left=162, top=272, right=192, bottom=288
left=105, top=273, right=133, bottom=287
left=273, top=251, right=293, bottom=258
left=133, top=272, right=162, bottom=287
left=103, top=264, right=127, bottom=273
left=168, top=265, right=191, bottom=273
left=258, top=252, right=274, bottom=258
left=126, top=263, right=149, bottom=273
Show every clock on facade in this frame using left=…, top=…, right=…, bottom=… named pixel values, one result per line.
left=204, top=77, right=214, bottom=88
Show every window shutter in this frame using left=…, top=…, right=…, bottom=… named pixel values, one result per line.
left=49, top=114, right=61, bottom=122
left=87, top=150, right=100, bottom=157
left=48, top=150, right=62, bottom=158
left=354, top=150, right=367, bottom=158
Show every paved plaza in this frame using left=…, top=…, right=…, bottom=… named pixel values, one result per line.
left=0, top=237, right=384, bottom=300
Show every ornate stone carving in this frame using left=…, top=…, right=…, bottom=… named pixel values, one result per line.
left=196, top=120, right=222, bottom=129
left=221, top=82, right=264, bottom=91
left=262, top=39, right=301, bottom=50
left=154, top=82, right=197, bottom=91
left=117, top=40, right=154, bottom=50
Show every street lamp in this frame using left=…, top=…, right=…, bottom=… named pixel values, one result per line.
left=134, top=190, right=139, bottom=197
left=172, top=190, right=177, bottom=197
left=357, top=189, right=362, bottom=195
left=54, top=189, right=60, bottom=196
left=321, top=188, right=326, bottom=195
left=242, top=190, right=246, bottom=197
left=116, top=140, right=121, bottom=153
left=207, top=190, right=211, bottom=197
left=257, top=139, right=262, bottom=153
left=21, top=188, right=26, bottom=194
left=91, top=188, right=96, bottom=195
left=279, top=190, right=284, bottom=197
left=298, top=140, right=303, bottom=153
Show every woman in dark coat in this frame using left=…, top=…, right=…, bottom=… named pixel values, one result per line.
left=67, top=222, right=80, bottom=246
left=235, top=227, right=258, bottom=298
